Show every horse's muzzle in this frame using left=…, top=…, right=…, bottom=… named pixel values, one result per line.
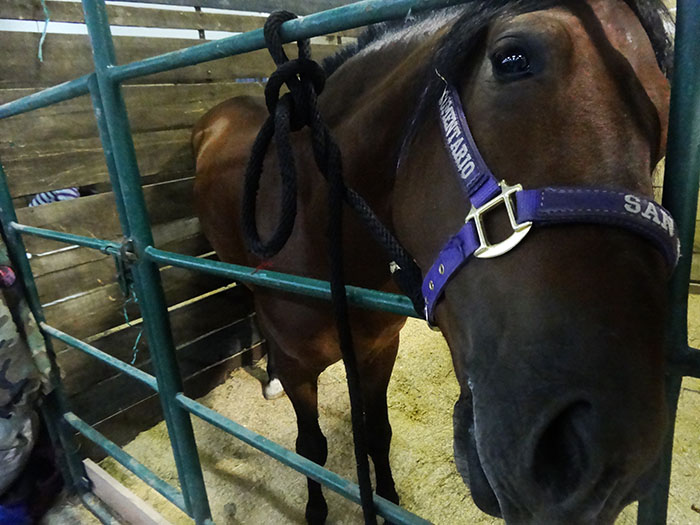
left=453, top=378, right=666, bottom=524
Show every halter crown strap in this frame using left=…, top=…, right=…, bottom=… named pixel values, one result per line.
left=422, top=85, right=680, bottom=325
left=438, top=84, right=501, bottom=207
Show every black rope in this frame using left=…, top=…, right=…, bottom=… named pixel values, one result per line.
left=241, top=11, right=423, bottom=524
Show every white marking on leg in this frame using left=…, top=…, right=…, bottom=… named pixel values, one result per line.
left=263, top=378, right=285, bottom=400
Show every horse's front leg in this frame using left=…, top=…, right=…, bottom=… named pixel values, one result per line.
left=360, top=337, right=400, bottom=506
left=274, top=349, right=328, bottom=524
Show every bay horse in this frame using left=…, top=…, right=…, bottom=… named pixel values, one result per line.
left=192, top=1, right=674, bottom=523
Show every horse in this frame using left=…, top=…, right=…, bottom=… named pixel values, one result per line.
left=192, top=0, right=675, bottom=522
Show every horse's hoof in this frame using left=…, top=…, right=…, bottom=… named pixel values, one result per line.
left=263, top=378, right=285, bottom=400
left=383, top=487, right=400, bottom=506
left=305, top=501, right=328, bottom=525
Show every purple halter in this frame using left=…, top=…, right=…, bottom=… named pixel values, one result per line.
left=421, top=84, right=681, bottom=324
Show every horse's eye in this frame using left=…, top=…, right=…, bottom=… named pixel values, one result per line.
left=492, top=48, right=531, bottom=80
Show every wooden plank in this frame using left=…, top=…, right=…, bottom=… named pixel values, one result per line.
left=0, top=32, right=340, bottom=88
left=2, top=129, right=194, bottom=198
left=0, top=83, right=263, bottom=197
left=96, top=0, right=358, bottom=16
left=0, top=89, right=95, bottom=142
left=692, top=252, right=699, bottom=283
left=79, top=343, right=264, bottom=461
left=83, top=459, right=171, bottom=525
left=0, top=82, right=262, bottom=145
left=0, top=83, right=265, bottom=197
left=0, top=0, right=360, bottom=36
left=69, top=319, right=262, bottom=426
left=29, top=215, right=202, bottom=279
left=44, top=257, right=231, bottom=341
left=36, top=231, right=210, bottom=306
left=57, top=285, right=253, bottom=394
left=17, top=178, right=196, bottom=256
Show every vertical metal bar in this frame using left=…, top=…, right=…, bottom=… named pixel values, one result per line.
left=80, top=492, right=123, bottom=524
left=80, top=1, right=212, bottom=522
left=0, top=161, right=88, bottom=494
left=638, top=1, right=700, bottom=523
left=87, top=74, right=131, bottom=237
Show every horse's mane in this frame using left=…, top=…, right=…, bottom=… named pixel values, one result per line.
left=323, top=0, right=674, bottom=78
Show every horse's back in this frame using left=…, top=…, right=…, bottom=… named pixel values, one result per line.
left=192, top=96, right=267, bottom=265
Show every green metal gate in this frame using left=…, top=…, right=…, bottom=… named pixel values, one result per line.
left=0, top=0, right=697, bottom=523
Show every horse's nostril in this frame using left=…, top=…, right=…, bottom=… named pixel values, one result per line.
left=531, top=401, right=593, bottom=502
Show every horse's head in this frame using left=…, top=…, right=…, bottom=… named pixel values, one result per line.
left=391, top=0, right=673, bottom=522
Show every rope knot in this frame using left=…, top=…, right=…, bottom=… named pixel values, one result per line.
left=264, top=57, right=326, bottom=130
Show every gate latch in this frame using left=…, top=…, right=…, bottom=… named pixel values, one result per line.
left=113, top=238, right=137, bottom=297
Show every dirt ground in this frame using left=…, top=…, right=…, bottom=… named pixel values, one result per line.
left=95, top=295, right=700, bottom=524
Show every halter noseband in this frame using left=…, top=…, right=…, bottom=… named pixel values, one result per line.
left=422, top=83, right=680, bottom=324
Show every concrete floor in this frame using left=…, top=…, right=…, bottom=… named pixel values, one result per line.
left=42, top=493, right=98, bottom=525
left=94, top=295, right=700, bottom=524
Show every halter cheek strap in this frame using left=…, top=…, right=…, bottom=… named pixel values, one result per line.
left=422, top=84, right=680, bottom=324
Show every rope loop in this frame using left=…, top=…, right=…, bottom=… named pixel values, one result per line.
left=262, top=10, right=309, bottom=65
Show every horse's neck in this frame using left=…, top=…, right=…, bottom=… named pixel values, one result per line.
left=315, top=35, right=440, bottom=215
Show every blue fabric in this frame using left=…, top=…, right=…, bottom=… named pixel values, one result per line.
left=422, top=84, right=680, bottom=324
left=422, top=221, right=480, bottom=322
left=438, top=84, right=501, bottom=207
left=29, top=188, right=80, bottom=207
left=0, top=503, right=31, bottom=525
left=517, top=188, right=680, bottom=269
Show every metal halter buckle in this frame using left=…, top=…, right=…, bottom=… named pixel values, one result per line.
left=465, top=180, right=533, bottom=259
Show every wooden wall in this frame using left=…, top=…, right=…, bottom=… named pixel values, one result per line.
left=0, top=0, right=350, bottom=455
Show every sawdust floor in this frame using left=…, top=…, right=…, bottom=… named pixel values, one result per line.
left=100, top=296, right=700, bottom=524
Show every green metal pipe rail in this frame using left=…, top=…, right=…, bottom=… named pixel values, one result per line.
left=64, top=412, right=189, bottom=514
left=0, top=0, right=696, bottom=523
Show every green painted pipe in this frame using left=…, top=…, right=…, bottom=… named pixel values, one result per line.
left=41, top=322, right=158, bottom=390
left=110, top=0, right=472, bottom=82
left=638, top=1, right=700, bottom=523
left=0, top=162, right=89, bottom=494
left=65, top=412, right=188, bottom=513
left=11, top=222, right=121, bottom=254
left=0, top=75, right=91, bottom=120
left=145, top=246, right=419, bottom=318
left=81, top=1, right=213, bottom=520
left=87, top=75, right=132, bottom=237
left=80, top=492, right=122, bottom=524
left=176, top=393, right=432, bottom=525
